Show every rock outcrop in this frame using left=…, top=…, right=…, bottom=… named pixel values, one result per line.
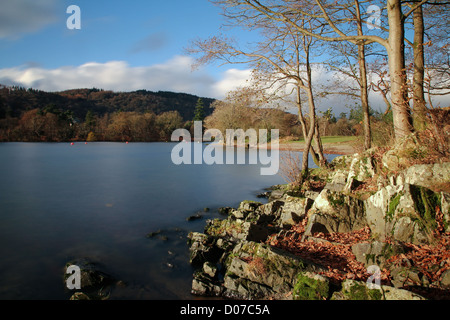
left=187, top=147, right=450, bottom=300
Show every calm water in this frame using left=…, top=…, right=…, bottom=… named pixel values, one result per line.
left=0, top=142, right=331, bottom=300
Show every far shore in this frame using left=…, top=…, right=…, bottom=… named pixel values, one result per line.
left=278, top=141, right=356, bottom=155
left=1, top=138, right=358, bottom=156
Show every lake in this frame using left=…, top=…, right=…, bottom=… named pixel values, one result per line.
left=0, top=142, right=332, bottom=300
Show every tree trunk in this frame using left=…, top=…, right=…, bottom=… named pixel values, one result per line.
left=412, top=4, right=427, bottom=131
left=355, top=0, right=371, bottom=150
left=300, top=42, right=318, bottom=180
left=301, top=86, right=316, bottom=179
left=296, top=86, right=321, bottom=167
left=313, top=121, right=326, bottom=166
left=387, top=0, right=413, bottom=140
left=359, top=44, right=371, bottom=150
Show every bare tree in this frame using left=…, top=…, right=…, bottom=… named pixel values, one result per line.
left=226, top=0, right=439, bottom=141
left=187, top=2, right=329, bottom=181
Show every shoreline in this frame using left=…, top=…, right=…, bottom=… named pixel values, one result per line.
left=0, top=140, right=357, bottom=156
left=186, top=146, right=450, bottom=300
left=277, top=142, right=356, bottom=156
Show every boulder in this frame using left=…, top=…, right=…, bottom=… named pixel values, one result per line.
left=364, top=185, right=399, bottom=241
left=257, top=200, right=284, bottom=218
left=382, top=285, right=427, bottom=300
left=191, top=269, right=223, bottom=297
left=205, top=217, right=273, bottom=243
left=331, top=279, right=426, bottom=300
left=186, top=213, right=203, bottom=221
left=364, top=183, right=444, bottom=244
left=389, top=265, right=430, bottom=288
left=223, top=275, right=274, bottom=300
left=392, top=184, right=443, bottom=244
left=268, top=189, right=285, bottom=202
left=187, top=232, right=222, bottom=266
left=344, top=152, right=376, bottom=192
left=351, top=241, right=405, bottom=268
left=304, top=189, right=367, bottom=236
left=405, top=163, right=450, bottom=193
left=239, top=200, right=263, bottom=212
left=325, top=169, right=349, bottom=193
left=64, top=258, right=116, bottom=300
left=223, top=241, right=326, bottom=300
left=278, top=196, right=312, bottom=228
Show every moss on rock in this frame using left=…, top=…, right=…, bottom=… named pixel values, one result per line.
left=331, top=280, right=382, bottom=300
left=293, top=272, right=329, bottom=300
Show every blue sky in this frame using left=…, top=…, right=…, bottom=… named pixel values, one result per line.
left=0, top=1, right=447, bottom=113
left=0, top=0, right=254, bottom=99
left=0, top=1, right=224, bottom=68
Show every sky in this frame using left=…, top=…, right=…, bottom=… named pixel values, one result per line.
left=0, top=0, right=253, bottom=100
left=0, top=0, right=447, bottom=115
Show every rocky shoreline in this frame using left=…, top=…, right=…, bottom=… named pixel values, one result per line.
left=187, top=144, right=450, bottom=300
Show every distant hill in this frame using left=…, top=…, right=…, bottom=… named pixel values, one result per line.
left=0, top=85, right=216, bottom=121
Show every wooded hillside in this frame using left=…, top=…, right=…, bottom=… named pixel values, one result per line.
left=0, top=86, right=215, bottom=121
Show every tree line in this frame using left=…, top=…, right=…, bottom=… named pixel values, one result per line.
left=188, top=0, right=449, bottom=181
left=0, top=88, right=217, bottom=142
left=0, top=85, right=398, bottom=143
left=0, top=87, right=373, bottom=142
left=0, top=107, right=186, bottom=143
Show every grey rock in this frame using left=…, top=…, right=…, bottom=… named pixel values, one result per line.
left=203, top=261, right=218, bottom=278
left=405, top=163, right=450, bottom=192
left=187, top=232, right=222, bottom=266
left=331, top=279, right=426, bottom=300
left=239, top=200, right=262, bottom=212
left=269, top=189, right=285, bottom=202
left=191, top=270, right=223, bottom=297
left=278, top=196, right=311, bottom=228
left=364, top=185, right=399, bottom=241
left=223, top=241, right=326, bottom=300
left=305, top=189, right=367, bottom=236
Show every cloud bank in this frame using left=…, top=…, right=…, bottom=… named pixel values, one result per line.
left=1, top=56, right=446, bottom=114
left=0, top=0, right=58, bottom=39
left=0, top=56, right=252, bottom=100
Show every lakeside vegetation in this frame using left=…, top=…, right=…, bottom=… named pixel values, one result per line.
left=0, top=85, right=392, bottom=144
left=0, top=86, right=215, bottom=142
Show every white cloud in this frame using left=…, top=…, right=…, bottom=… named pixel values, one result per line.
left=0, top=0, right=59, bottom=39
left=211, top=68, right=253, bottom=97
left=3, top=57, right=445, bottom=112
left=0, top=56, right=252, bottom=99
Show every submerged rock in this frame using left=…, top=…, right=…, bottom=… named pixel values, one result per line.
left=186, top=213, right=203, bottom=221
left=64, top=258, right=117, bottom=300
